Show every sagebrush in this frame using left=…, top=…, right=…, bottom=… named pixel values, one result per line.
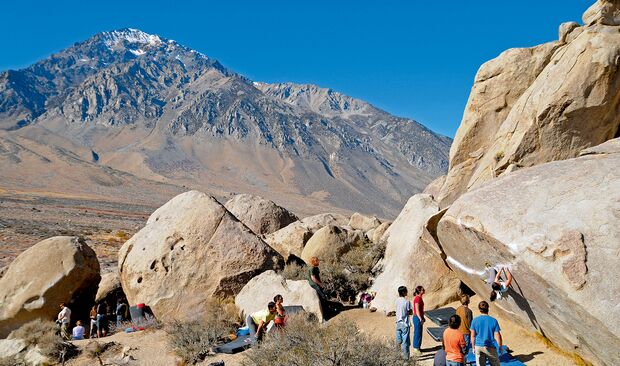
left=167, top=300, right=237, bottom=364
left=7, top=320, right=77, bottom=363
left=245, top=314, right=412, bottom=366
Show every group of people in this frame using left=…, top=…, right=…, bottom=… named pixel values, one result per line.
left=245, top=294, right=287, bottom=343
left=396, top=287, right=504, bottom=366
left=55, top=298, right=129, bottom=341
left=396, top=267, right=512, bottom=366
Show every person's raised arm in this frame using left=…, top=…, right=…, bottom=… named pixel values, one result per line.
left=494, top=268, right=503, bottom=283
left=504, top=268, right=513, bottom=288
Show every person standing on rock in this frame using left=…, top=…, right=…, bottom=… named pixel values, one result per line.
left=412, top=286, right=425, bottom=356
left=116, top=299, right=127, bottom=328
left=57, top=302, right=72, bottom=340
left=246, top=302, right=278, bottom=344
left=395, top=286, right=412, bottom=359
left=470, top=301, right=502, bottom=366
left=455, top=294, right=473, bottom=354
left=89, top=305, right=98, bottom=338
left=307, top=256, right=330, bottom=318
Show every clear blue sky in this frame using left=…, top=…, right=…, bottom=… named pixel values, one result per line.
left=0, top=1, right=592, bottom=137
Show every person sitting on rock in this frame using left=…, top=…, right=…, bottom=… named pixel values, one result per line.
left=72, top=320, right=85, bottom=340
left=489, top=266, right=512, bottom=302
left=246, top=302, right=277, bottom=343
left=57, top=302, right=72, bottom=340
left=273, top=294, right=287, bottom=328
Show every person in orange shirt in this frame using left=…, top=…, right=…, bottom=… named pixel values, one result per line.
left=443, top=314, right=467, bottom=366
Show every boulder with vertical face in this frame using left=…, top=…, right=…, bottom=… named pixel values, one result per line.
left=0, top=236, right=100, bottom=338
left=118, top=191, right=284, bottom=322
left=437, top=140, right=620, bottom=366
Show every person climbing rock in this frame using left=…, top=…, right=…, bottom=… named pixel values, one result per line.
left=489, top=266, right=512, bottom=301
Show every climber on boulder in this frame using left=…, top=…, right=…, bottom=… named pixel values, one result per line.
left=489, top=266, right=512, bottom=302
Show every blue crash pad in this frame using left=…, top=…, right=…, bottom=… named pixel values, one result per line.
left=465, top=345, right=526, bottom=366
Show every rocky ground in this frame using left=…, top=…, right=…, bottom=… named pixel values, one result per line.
left=0, top=190, right=152, bottom=271
left=64, top=298, right=578, bottom=366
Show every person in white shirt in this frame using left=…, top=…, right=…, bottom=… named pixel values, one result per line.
left=57, top=303, right=72, bottom=340
left=72, top=320, right=85, bottom=340
left=490, top=267, right=513, bottom=302
left=395, top=285, right=413, bottom=360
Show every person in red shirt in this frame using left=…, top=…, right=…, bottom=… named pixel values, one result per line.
left=443, top=315, right=467, bottom=366
left=412, top=286, right=425, bottom=356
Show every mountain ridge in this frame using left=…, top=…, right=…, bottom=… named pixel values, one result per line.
left=0, top=28, right=450, bottom=217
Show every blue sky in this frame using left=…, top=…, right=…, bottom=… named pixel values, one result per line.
left=0, top=1, right=592, bottom=137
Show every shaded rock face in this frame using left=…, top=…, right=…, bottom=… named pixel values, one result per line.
left=370, top=195, right=460, bottom=312
left=235, top=270, right=322, bottom=322
left=437, top=142, right=620, bottom=366
left=347, top=212, right=381, bottom=232
left=438, top=7, right=620, bottom=207
left=0, top=236, right=100, bottom=337
left=300, top=225, right=365, bottom=264
left=224, top=194, right=298, bottom=235
left=118, top=191, right=284, bottom=322
left=95, top=272, right=125, bottom=307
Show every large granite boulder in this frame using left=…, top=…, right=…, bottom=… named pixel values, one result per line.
left=300, top=225, right=365, bottom=264
left=235, top=270, right=322, bottom=321
left=118, top=191, right=284, bottom=322
left=437, top=140, right=620, bottom=366
left=347, top=212, right=381, bottom=232
left=0, top=236, right=100, bottom=337
left=224, top=194, right=298, bottom=235
left=437, top=41, right=560, bottom=207
left=95, top=271, right=125, bottom=305
left=583, top=0, right=620, bottom=25
left=370, top=195, right=460, bottom=313
left=263, top=213, right=349, bottom=261
left=371, top=222, right=392, bottom=244
left=264, top=222, right=313, bottom=261
left=438, top=4, right=620, bottom=207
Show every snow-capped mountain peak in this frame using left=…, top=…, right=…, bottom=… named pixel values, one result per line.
left=101, top=28, right=163, bottom=48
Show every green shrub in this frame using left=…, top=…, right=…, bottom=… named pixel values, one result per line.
left=245, top=314, right=411, bottom=366
left=280, top=262, right=306, bottom=281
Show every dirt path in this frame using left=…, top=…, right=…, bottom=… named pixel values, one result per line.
left=333, top=296, right=578, bottom=366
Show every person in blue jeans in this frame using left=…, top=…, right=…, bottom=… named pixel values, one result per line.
left=470, top=301, right=502, bottom=366
left=412, top=286, right=426, bottom=356
left=395, top=286, right=412, bottom=359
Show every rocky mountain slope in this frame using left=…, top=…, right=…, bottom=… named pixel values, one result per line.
left=0, top=28, right=450, bottom=217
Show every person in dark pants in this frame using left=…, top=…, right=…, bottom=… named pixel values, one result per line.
left=471, top=301, right=502, bottom=366
left=245, top=302, right=277, bottom=344
left=395, top=286, right=412, bottom=359
left=96, top=301, right=108, bottom=338
left=412, top=286, right=426, bottom=357
left=307, top=256, right=328, bottom=318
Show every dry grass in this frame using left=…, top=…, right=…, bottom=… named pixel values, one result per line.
left=166, top=300, right=238, bottom=364
left=244, top=314, right=412, bottom=366
left=7, top=320, right=78, bottom=363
